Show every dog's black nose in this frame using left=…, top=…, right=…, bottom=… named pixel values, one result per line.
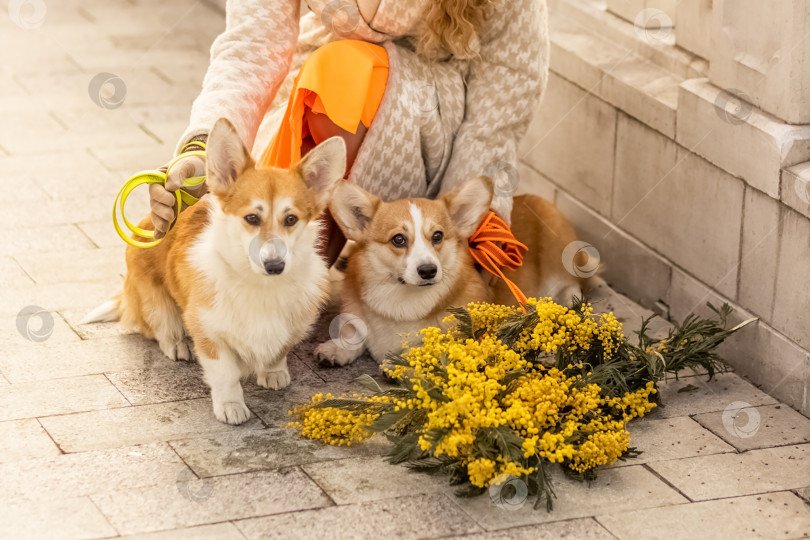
left=417, top=264, right=437, bottom=280
left=264, top=259, right=285, bottom=275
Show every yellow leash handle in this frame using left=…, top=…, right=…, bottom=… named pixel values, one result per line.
left=113, top=142, right=206, bottom=248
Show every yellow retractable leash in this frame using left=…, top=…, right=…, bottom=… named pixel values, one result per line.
left=113, top=142, right=207, bottom=248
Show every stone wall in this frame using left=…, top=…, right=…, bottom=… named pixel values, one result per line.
left=517, top=0, right=810, bottom=415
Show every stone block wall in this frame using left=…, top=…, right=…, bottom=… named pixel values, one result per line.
left=518, top=0, right=810, bottom=415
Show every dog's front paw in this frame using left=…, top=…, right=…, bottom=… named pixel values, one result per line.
left=256, top=369, right=291, bottom=390
left=315, top=340, right=360, bottom=367
left=213, top=400, right=251, bottom=425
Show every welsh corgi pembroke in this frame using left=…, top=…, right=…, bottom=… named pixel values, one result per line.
left=83, top=118, right=347, bottom=425
left=315, top=176, right=587, bottom=365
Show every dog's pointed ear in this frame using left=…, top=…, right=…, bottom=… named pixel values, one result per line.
left=441, top=176, right=494, bottom=237
left=329, top=182, right=380, bottom=241
left=206, top=118, right=253, bottom=195
left=296, top=137, right=347, bottom=207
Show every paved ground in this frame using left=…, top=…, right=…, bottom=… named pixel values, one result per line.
left=2, top=0, right=810, bottom=538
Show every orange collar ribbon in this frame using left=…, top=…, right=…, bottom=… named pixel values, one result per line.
left=468, top=211, right=529, bottom=309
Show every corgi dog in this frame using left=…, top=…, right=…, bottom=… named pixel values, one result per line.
left=83, top=118, right=347, bottom=424
left=315, top=176, right=586, bottom=365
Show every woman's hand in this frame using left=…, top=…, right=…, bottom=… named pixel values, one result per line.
left=148, top=154, right=207, bottom=239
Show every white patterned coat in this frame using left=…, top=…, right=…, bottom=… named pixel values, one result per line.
left=179, top=0, right=550, bottom=219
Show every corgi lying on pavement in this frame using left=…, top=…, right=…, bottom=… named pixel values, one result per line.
left=83, top=118, right=347, bottom=425
left=315, top=176, right=587, bottom=365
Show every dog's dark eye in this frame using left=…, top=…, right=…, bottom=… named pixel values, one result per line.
left=432, top=231, right=443, bottom=245
left=244, top=214, right=261, bottom=226
left=391, top=234, right=407, bottom=248
left=284, top=215, right=298, bottom=227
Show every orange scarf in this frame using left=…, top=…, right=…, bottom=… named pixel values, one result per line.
left=468, top=212, right=528, bottom=309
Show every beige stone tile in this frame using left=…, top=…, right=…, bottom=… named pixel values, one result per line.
left=2, top=195, right=121, bottom=229
left=676, top=78, right=810, bottom=197
left=654, top=372, right=778, bottom=419
left=302, top=456, right=447, bottom=505
left=0, top=334, right=167, bottom=382
left=0, top=374, right=129, bottom=421
left=606, top=0, right=677, bottom=25
left=519, top=73, right=617, bottom=217
left=515, top=162, right=557, bottom=203
left=0, top=224, right=97, bottom=257
left=449, top=465, right=687, bottom=531
left=0, top=109, right=67, bottom=154
left=666, top=268, right=809, bottom=416
left=675, top=0, right=712, bottom=59
left=117, top=523, right=245, bottom=540
left=782, top=162, right=810, bottom=220
left=598, top=491, right=810, bottom=540
left=0, top=418, right=60, bottom=463
left=170, top=428, right=388, bottom=478
left=649, top=444, right=810, bottom=501
left=105, top=363, right=210, bottom=406
left=613, top=114, right=743, bottom=298
left=693, top=404, right=810, bottom=452
left=14, top=246, right=125, bottom=284
left=549, top=19, right=679, bottom=138
left=76, top=219, right=128, bottom=249
left=39, top=398, right=262, bottom=452
left=556, top=191, right=673, bottom=310
left=617, top=416, right=735, bottom=466
left=0, top=496, right=117, bottom=540
left=772, top=210, right=810, bottom=349
left=441, top=518, right=614, bottom=539
left=92, top=468, right=330, bottom=536
left=234, top=493, right=481, bottom=540
left=738, top=187, right=781, bottom=322
left=0, top=256, right=34, bottom=288
left=0, top=443, right=185, bottom=502
left=0, top=310, right=80, bottom=348
left=587, top=277, right=672, bottom=342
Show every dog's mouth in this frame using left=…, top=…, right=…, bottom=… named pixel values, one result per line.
left=397, top=276, right=437, bottom=287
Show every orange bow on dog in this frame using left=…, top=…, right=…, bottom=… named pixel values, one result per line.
left=468, top=212, right=529, bottom=309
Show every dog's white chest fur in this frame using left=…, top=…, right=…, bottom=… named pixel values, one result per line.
left=190, top=226, right=327, bottom=373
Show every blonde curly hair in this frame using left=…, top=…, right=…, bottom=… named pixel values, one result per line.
left=417, top=0, right=503, bottom=60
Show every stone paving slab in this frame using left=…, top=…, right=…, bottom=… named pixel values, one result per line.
left=0, top=443, right=186, bottom=502
left=233, top=493, right=482, bottom=540
left=39, top=398, right=263, bottom=452
left=649, top=443, right=810, bottom=501
left=112, top=523, right=245, bottom=540
left=428, top=465, right=687, bottom=531
left=91, top=467, right=331, bottom=536
left=693, top=403, right=810, bottom=452
left=169, top=428, right=388, bottom=479
left=0, top=374, right=129, bottom=421
left=439, top=518, right=615, bottom=540
left=614, top=415, right=735, bottom=466
left=0, top=496, right=118, bottom=540
left=0, top=418, right=61, bottom=463
left=596, top=491, right=810, bottom=540
left=654, top=372, right=779, bottom=418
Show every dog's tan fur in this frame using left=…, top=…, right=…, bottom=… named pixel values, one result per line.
left=87, top=119, right=346, bottom=424
left=317, top=176, right=587, bottom=365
